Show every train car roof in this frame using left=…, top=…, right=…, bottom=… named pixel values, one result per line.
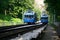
left=24, top=11, right=35, bottom=15
left=41, top=14, right=48, bottom=17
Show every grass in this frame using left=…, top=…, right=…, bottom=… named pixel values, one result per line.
left=57, top=16, right=60, bottom=22
left=50, top=23, right=57, bottom=30
left=0, top=14, right=23, bottom=27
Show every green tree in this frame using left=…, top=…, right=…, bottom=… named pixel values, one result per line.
left=44, top=0, right=60, bottom=22
left=0, top=0, right=34, bottom=19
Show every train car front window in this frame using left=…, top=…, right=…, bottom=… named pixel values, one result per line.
left=28, top=15, right=34, bottom=18
left=25, top=15, right=28, bottom=17
left=41, top=17, right=48, bottom=19
left=25, top=15, right=34, bottom=18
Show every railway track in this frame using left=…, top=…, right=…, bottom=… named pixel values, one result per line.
left=10, top=24, right=47, bottom=40
left=0, top=23, right=47, bottom=39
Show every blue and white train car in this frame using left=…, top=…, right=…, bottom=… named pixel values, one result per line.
left=41, top=13, right=48, bottom=24
left=23, top=10, right=37, bottom=24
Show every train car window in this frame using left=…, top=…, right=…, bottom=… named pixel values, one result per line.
left=24, top=15, right=28, bottom=17
left=28, top=15, right=34, bottom=18
left=41, top=17, right=48, bottom=19
left=24, top=15, right=33, bottom=18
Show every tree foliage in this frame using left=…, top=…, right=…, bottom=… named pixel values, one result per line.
left=44, top=0, right=60, bottom=15
left=0, top=0, right=34, bottom=18
left=44, top=0, right=60, bottom=21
